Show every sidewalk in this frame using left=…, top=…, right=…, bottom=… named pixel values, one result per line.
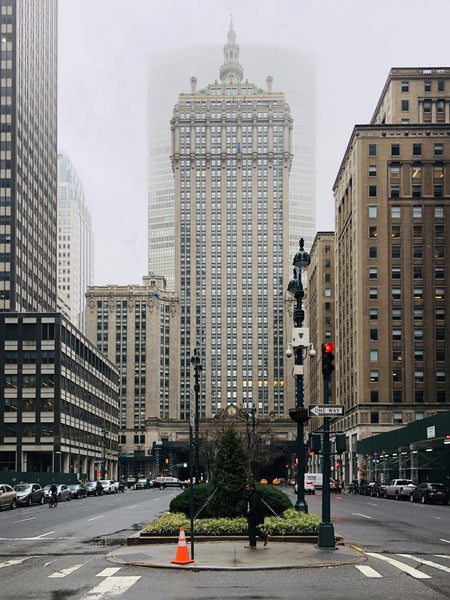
left=107, top=540, right=364, bottom=571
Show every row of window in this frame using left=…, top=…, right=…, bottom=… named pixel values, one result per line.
left=368, top=142, right=444, bottom=156
left=401, top=80, right=445, bottom=93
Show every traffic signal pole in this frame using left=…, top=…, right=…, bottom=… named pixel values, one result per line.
left=317, top=344, right=336, bottom=550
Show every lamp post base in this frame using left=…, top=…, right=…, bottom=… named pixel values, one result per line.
left=316, top=522, right=337, bottom=550
left=294, top=498, right=308, bottom=513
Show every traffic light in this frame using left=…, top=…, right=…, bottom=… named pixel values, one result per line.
left=310, top=432, right=321, bottom=453
left=322, top=342, right=335, bottom=377
left=335, top=432, right=347, bottom=452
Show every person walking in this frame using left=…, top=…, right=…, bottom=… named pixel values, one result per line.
left=244, top=481, right=269, bottom=549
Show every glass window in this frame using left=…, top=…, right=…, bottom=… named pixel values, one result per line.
left=393, top=412, right=403, bottom=423
left=371, top=412, right=379, bottom=424
left=369, top=288, right=378, bottom=300
left=391, top=225, right=401, bottom=238
left=368, top=144, right=377, bottom=156
left=369, top=227, right=377, bottom=238
left=369, top=165, right=377, bottom=177
left=412, top=185, right=421, bottom=198
left=434, top=184, right=443, bottom=197
left=434, top=143, right=443, bottom=156
left=393, top=349, right=402, bottom=361
left=393, top=390, right=402, bottom=403
left=438, top=80, right=444, bottom=92
left=391, top=205, right=401, bottom=218
left=391, top=144, right=400, bottom=156
left=369, top=308, right=378, bottom=320
left=369, top=267, right=377, bottom=279
left=390, top=185, right=400, bottom=198
left=392, top=267, right=401, bottom=279
left=414, top=308, right=423, bottom=320
left=412, top=164, right=422, bottom=178
left=413, top=205, right=422, bottom=218
left=390, top=163, right=400, bottom=175
left=401, top=99, right=409, bottom=111
left=414, top=329, right=423, bottom=340
left=393, top=329, right=402, bottom=341
left=369, top=185, right=377, bottom=197
left=371, top=391, right=379, bottom=403
left=413, top=266, right=423, bottom=279
left=370, top=370, right=379, bottom=382
left=415, top=390, right=424, bottom=403
left=392, top=308, right=402, bottom=320
left=437, top=371, right=446, bottom=382
left=370, top=329, right=378, bottom=341
left=435, top=205, right=444, bottom=218
left=392, top=245, right=401, bottom=258
left=435, top=287, right=445, bottom=299
left=415, top=370, right=424, bottom=382
left=424, top=81, right=431, bottom=92
left=370, top=350, right=379, bottom=362
left=401, top=81, right=409, bottom=92
left=392, top=288, right=401, bottom=300
left=368, top=205, right=378, bottom=218
left=393, top=369, right=402, bottom=382
left=413, top=143, right=422, bottom=155
left=414, top=287, right=423, bottom=299
left=413, top=246, right=423, bottom=259
left=369, top=246, right=378, bottom=258
left=436, top=390, right=446, bottom=403
left=414, top=349, right=424, bottom=361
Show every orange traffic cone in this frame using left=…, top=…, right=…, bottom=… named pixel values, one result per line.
left=171, top=527, right=194, bottom=564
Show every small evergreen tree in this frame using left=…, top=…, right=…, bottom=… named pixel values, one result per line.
left=210, top=426, right=250, bottom=517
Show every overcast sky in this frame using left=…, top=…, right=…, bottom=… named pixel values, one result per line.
left=58, top=0, right=450, bottom=286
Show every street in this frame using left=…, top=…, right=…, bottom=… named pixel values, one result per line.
left=0, top=487, right=448, bottom=599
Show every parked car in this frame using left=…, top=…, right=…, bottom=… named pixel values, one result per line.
left=348, top=479, right=367, bottom=494
left=99, top=480, right=115, bottom=494
left=14, top=483, right=45, bottom=506
left=410, top=482, right=449, bottom=505
left=135, top=478, right=151, bottom=490
left=153, top=476, right=186, bottom=490
left=43, top=484, right=71, bottom=502
left=370, top=482, right=386, bottom=498
left=358, top=481, right=375, bottom=496
left=82, top=481, right=103, bottom=496
left=117, top=481, right=125, bottom=493
left=68, top=483, right=87, bottom=499
left=105, top=480, right=119, bottom=493
left=0, top=484, right=17, bottom=510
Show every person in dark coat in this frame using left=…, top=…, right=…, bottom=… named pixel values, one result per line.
left=244, top=481, right=269, bottom=549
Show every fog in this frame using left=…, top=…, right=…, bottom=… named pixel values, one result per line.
left=58, top=0, right=450, bottom=285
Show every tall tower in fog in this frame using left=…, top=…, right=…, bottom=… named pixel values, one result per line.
left=0, top=0, right=57, bottom=312
left=147, top=28, right=315, bottom=291
left=171, top=21, right=294, bottom=420
left=57, top=151, right=95, bottom=332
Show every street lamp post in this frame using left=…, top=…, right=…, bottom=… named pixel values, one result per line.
left=191, top=349, right=203, bottom=483
left=287, top=238, right=311, bottom=513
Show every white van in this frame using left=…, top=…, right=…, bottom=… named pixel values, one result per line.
left=304, top=473, right=323, bottom=489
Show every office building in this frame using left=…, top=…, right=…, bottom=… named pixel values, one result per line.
left=0, top=313, right=119, bottom=479
left=332, top=68, right=450, bottom=481
left=171, top=21, right=297, bottom=429
left=0, top=0, right=58, bottom=312
left=57, top=150, right=94, bottom=333
left=148, top=24, right=315, bottom=290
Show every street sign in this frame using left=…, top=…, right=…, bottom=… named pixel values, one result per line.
left=308, top=404, right=345, bottom=417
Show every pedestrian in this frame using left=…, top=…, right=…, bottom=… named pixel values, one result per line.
left=244, top=481, right=269, bottom=549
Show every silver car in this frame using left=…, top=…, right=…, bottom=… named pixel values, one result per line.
left=43, top=484, right=71, bottom=502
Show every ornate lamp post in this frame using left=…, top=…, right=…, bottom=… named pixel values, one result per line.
left=287, top=238, right=310, bottom=513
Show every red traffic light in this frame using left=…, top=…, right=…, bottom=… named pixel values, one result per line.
left=324, top=342, right=335, bottom=353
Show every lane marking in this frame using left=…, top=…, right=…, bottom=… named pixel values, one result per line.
left=355, top=565, right=382, bottom=578
left=128, top=505, right=137, bottom=509
left=77, top=576, right=141, bottom=600
left=0, top=557, right=32, bottom=569
left=352, top=513, right=372, bottom=519
left=0, top=537, right=66, bottom=541
left=397, top=554, right=450, bottom=574
left=44, top=560, right=57, bottom=567
left=439, top=539, right=450, bottom=544
left=49, top=564, right=83, bottom=578
left=87, top=515, right=104, bottom=522
left=14, top=516, right=37, bottom=523
left=96, top=567, right=121, bottom=577
left=367, top=502, right=378, bottom=506
left=436, top=554, right=450, bottom=559
left=36, top=531, right=54, bottom=538
left=367, top=552, right=431, bottom=579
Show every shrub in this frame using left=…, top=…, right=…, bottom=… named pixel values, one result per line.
left=256, top=483, right=293, bottom=517
left=144, top=508, right=320, bottom=536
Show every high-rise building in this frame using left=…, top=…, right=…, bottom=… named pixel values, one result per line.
left=147, top=24, right=315, bottom=290
left=0, top=0, right=58, bottom=312
left=332, top=68, right=450, bottom=481
left=57, top=151, right=94, bottom=333
left=171, top=21, right=296, bottom=424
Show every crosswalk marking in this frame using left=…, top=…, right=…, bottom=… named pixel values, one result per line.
left=0, top=557, right=32, bottom=569
left=96, top=567, right=121, bottom=577
left=397, top=554, right=450, bottom=574
left=366, top=553, right=431, bottom=579
left=355, top=564, right=382, bottom=577
left=48, top=564, right=83, bottom=578
left=77, top=576, right=141, bottom=600
left=435, top=555, right=450, bottom=559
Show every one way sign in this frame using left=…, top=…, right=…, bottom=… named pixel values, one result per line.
left=308, top=404, right=345, bottom=417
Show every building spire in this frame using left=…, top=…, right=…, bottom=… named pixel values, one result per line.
left=219, top=16, right=243, bottom=84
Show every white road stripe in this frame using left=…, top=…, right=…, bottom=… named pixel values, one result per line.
left=397, top=554, right=450, bottom=574
left=436, top=555, right=450, bottom=559
left=355, top=565, right=382, bottom=577
left=49, top=564, right=83, bottom=578
left=35, top=531, right=54, bottom=538
left=96, top=567, right=121, bottom=577
left=367, top=552, right=431, bottom=578
left=439, top=539, right=450, bottom=544
left=0, top=557, right=32, bottom=569
left=14, top=517, right=37, bottom=523
left=87, top=515, right=104, bottom=521
left=352, top=513, right=372, bottom=519
left=77, top=576, right=140, bottom=600
left=128, top=505, right=137, bottom=509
